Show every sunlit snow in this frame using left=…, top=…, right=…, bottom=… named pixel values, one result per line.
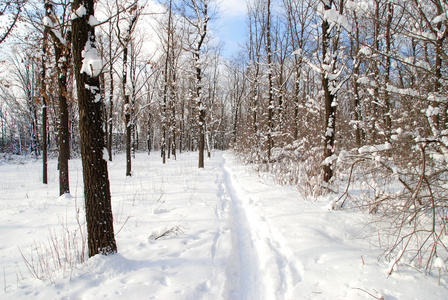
left=0, top=151, right=446, bottom=299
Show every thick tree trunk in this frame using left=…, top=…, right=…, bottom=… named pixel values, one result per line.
left=71, top=0, right=117, bottom=257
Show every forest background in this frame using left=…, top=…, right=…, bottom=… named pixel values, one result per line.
left=1, top=0, right=448, bottom=285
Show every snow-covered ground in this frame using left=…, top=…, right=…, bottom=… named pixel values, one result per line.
left=0, top=151, right=446, bottom=299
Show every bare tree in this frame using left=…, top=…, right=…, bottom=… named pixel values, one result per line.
left=8, top=46, right=41, bottom=156
left=225, top=55, right=247, bottom=145
left=41, top=1, right=50, bottom=184
left=180, top=0, right=210, bottom=168
left=44, top=0, right=72, bottom=195
left=116, top=1, right=141, bottom=176
left=284, top=0, right=313, bottom=141
left=320, top=0, right=347, bottom=183
left=71, top=0, right=117, bottom=257
left=0, top=0, right=27, bottom=44
left=265, top=0, right=274, bottom=161
left=246, top=0, right=265, bottom=160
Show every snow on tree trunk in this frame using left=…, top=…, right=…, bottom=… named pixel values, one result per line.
left=71, top=0, right=117, bottom=257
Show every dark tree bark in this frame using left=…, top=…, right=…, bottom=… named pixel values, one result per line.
left=31, top=106, right=40, bottom=156
left=247, top=2, right=262, bottom=152
left=42, top=1, right=49, bottom=185
left=117, top=8, right=139, bottom=176
left=147, top=113, right=152, bottom=154
left=71, top=0, right=117, bottom=257
left=266, top=0, right=274, bottom=161
left=161, top=0, right=174, bottom=164
left=55, top=42, right=70, bottom=195
left=0, top=0, right=26, bottom=44
left=45, top=1, right=71, bottom=195
left=196, top=49, right=206, bottom=168
left=42, top=96, right=48, bottom=184
left=123, top=45, right=132, bottom=176
left=170, top=72, right=177, bottom=159
left=183, top=0, right=209, bottom=168
left=383, top=2, right=393, bottom=141
left=370, top=0, right=380, bottom=144
left=108, top=68, right=113, bottom=161
left=351, top=10, right=362, bottom=147
left=321, top=0, right=337, bottom=183
left=107, top=20, right=114, bottom=162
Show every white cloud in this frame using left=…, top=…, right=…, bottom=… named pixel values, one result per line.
left=218, top=0, right=247, bottom=19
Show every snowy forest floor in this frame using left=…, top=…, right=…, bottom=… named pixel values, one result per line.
left=0, top=151, right=447, bottom=299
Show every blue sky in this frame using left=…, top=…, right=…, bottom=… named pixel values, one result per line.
left=214, top=0, right=247, bottom=58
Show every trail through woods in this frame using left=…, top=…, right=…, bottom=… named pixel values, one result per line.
left=216, top=153, right=302, bottom=299
left=0, top=151, right=446, bottom=299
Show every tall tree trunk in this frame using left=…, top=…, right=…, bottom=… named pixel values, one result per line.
left=266, top=0, right=274, bottom=161
left=130, top=42, right=136, bottom=160
left=433, top=2, right=445, bottom=131
left=108, top=86, right=113, bottom=161
left=42, top=2, right=49, bottom=184
left=180, top=96, right=184, bottom=153
left=170, top=52, right=177, bottom=159
left=351, top=11, right=362, bottom=147
left=189, top=0, right=208, bottom=169
left=71, top=0, right=117, bottom=257
left=107, top=21, right=113, bottom=161
left=370, top=0, right=380, bottom=144
left=170, top=95, right=177, bottom=159
left=46, top=1, right=71, bottom=195
left=196, top=51, right=205, bottom=168
left=322, top=0, right=336, bottom=183
left=293, top=59, right=300, bottom=141
left=42, top=90, right=48, bottom=184
left=106, top=22, right=114, bottom=161
left=55, top=44, right=70, bottom=195
left=383, top=2, right=393, bottom=142
left=123, top=46, right=132, bottom=176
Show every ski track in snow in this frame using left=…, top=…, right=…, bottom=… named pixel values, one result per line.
left=2, top=151, right=447, bottom=299
left=216, top=152, right=301, bottom=300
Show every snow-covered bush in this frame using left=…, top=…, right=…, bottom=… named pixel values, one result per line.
left=338, top=136, right=448, bottom=274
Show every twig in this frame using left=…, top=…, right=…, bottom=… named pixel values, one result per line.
left=338, top=158, right=363, bottom=208
left=352, top=287, right=384, bottom=300
left=17, top=246, right=42, bottom=281
left=387, top=236, right=412, bottom=278
left=115, top=216, right=131, bottom=236
left=153, top=225, right=185, bottom=240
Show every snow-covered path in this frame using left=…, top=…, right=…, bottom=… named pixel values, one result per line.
left=1, top=151, right=447, bottom=299
left=217, top=153, right=301, bottom=299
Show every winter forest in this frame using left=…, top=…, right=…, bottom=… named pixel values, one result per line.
left=1, top=0, right=448, bottom=298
